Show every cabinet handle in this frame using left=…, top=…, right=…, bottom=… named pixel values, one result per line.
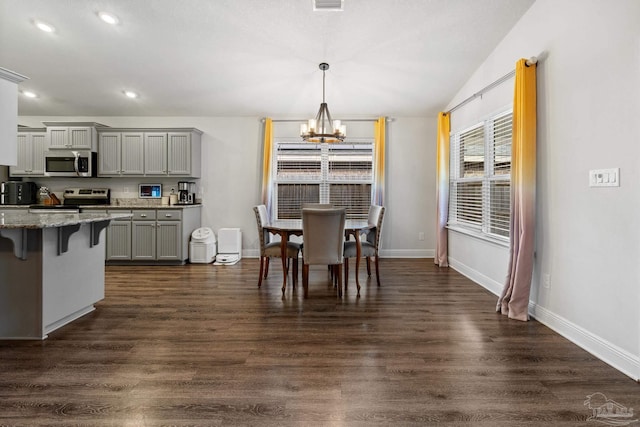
left=165, top=214, right=172, bottom=217
left=140, top=214, right=147, bottom=218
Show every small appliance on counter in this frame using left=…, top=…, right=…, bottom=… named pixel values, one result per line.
left=62, top=188, right=111, bottom=206
left=177, top=181, right=196, bottom=205
left=0, top=181, right=38, bottom=205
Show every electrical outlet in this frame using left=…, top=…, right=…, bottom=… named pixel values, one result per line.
left=418, top=232, right=425, bottom=241
left=543, top=274, right=551, bottom=289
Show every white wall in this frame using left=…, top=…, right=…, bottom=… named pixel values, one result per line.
left=17, top=115, right=437, bottom=259
left=445, top=0, right=640, bottom=380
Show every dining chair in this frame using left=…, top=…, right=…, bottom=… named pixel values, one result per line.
left=301, top=208, right=346, bottom=298
left=253, top=205, right=301, bottom=290
left=344, top=205, right=385, bottom=287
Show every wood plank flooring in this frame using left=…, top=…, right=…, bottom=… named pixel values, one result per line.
left=0, top=259, right=638, bottom=426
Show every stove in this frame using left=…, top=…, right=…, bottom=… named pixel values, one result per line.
left=62, top=188, right=111, bottom=206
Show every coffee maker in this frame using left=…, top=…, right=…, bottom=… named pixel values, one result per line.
left=177, top=181, right=196, bottom=204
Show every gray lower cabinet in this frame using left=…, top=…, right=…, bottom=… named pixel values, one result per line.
left=83, top=209, right=131, bottom=260
left=107, top=211, right=132, bottom=260
left=84, top=207, right=200, bottom=263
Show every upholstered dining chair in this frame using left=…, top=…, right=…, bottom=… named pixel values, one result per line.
left=253, top=205, right=301, bottom=290
left=344, top=205, right=385, bottom=287
left=301, top=208, right=346, bottom=298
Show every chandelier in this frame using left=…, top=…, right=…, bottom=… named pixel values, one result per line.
left=300, top=63, right=346, bottom=143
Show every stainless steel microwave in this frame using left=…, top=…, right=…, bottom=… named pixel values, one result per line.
left=44, top=150, right=97, bottom=177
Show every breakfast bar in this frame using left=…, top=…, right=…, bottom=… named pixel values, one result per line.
left=0, top=211, right=131, bottom=339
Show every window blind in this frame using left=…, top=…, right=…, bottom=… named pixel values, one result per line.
left=449, top=110, right=512, bottom=239
left=273, top=141, right=374, bottom=220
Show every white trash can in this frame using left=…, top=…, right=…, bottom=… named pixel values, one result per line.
left=189, top=227, right=216, bottom=263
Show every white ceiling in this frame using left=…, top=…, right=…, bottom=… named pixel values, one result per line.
left=0, top=0, right=535, bottom=118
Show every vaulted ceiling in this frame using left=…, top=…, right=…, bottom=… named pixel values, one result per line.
left=0, top=0, right=534, bottom=117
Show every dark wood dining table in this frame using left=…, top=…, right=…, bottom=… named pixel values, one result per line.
left=263, top=219, right=373, bottom=294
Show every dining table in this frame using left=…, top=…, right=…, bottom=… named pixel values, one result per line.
left=263, top=219, right=374, bottom=294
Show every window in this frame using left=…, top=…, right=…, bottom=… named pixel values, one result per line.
left=273, top=141, right=373, bottom=220
left=449, top=110, right=512, bottom=239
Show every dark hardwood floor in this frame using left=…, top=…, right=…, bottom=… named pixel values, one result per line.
left=0, top=259, right=637, bottom=426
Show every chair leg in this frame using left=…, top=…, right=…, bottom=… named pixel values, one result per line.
left=292, top=256, right=299, bottom=290
left=258, top=256, right=265, bottom=288
left=366, top=257, right=372, bottom=276
left=264, top=257, right=270, bottom=278
left=375, top=255, right=381, bottom=286
left=344, top=258, right=349, bottom=288
left=303, top=264, right=310, bottom=298
left=336, top=264, right=343, bottom=298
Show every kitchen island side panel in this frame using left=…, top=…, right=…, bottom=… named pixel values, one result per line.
left=42, top=224, right=105, bottom=333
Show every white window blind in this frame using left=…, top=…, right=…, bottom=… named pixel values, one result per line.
left=449, top=110, right=512, bottom=239
left=273, top=141, right=373, bottom=220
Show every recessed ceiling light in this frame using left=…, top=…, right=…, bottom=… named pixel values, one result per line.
left=98, top=12, right=119, bottom=25
left=22, top=90, right=38, bottom=98
left=34, top=20, right=55, bottom=33
left=123, top=90, right=138, bottom=99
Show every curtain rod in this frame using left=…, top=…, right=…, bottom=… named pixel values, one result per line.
left=447, top=57, right=538, bottom=114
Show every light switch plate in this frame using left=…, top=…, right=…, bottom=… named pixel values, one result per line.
left=589, top=168, right=620, bottom=187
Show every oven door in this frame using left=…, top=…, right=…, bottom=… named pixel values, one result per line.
left=44, top=150, right=93, bottom=177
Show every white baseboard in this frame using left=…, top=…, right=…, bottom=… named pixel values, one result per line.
left=379, top=249, right=433, bottom=258
left=448, top=256, right=640, bottom=382
left=448, top=256, right=504, bottom=296
left=529, top=303, right=640, bottom=381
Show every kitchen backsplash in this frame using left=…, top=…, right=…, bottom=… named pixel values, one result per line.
left=11, top=177, right=202, bottom=205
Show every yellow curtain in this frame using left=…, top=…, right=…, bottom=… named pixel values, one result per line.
left=261, top=118, right=273, bottom=211
left=372, top=117, right=386, bottom=205
left=497, top=58, right=537, bottom=321
left=435, top=112, right=450, bottom=267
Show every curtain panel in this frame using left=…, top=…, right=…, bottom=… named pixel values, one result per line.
left=435, top=112, right=450, bottom=267
left=372, top=117, right=386, bottom=206
left=497, top=58, right=537, bottom=321
left=261, top=118, right=274, bottom=214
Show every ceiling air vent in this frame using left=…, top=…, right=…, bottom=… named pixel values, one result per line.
left=313, top=0, right=344, bottom=11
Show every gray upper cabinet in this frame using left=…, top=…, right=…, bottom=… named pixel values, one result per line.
left=98, top=127, right=201, bottom=178
left=10, top=128, right=46, bottom=176
left=144, top=132, right=168, bottom=175
left=98, top=131, right=144, bottom=176
left=43, top=122, right=106, bottom=150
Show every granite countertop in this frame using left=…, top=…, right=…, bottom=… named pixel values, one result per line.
left=100, top=204, right=202, bottom=209
left=0, top=204, right=202, bottom=210
left=0, top=212, right=132, bottom=229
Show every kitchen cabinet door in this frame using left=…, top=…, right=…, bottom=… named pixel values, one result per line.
left=167, top=132, right=191, bottom=175
left=132, top=221, right=156, bottom=260
left=107, top=220, right=132, bottom=260
left=121, top=132, right=144, bottom=175
left=156, top=221, right=181, bottom=260
left=144, top=132, right=167, bottom=175
left=98, top=132, right=121, bottom=175
left=10, top=131, right=46, bottom=176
